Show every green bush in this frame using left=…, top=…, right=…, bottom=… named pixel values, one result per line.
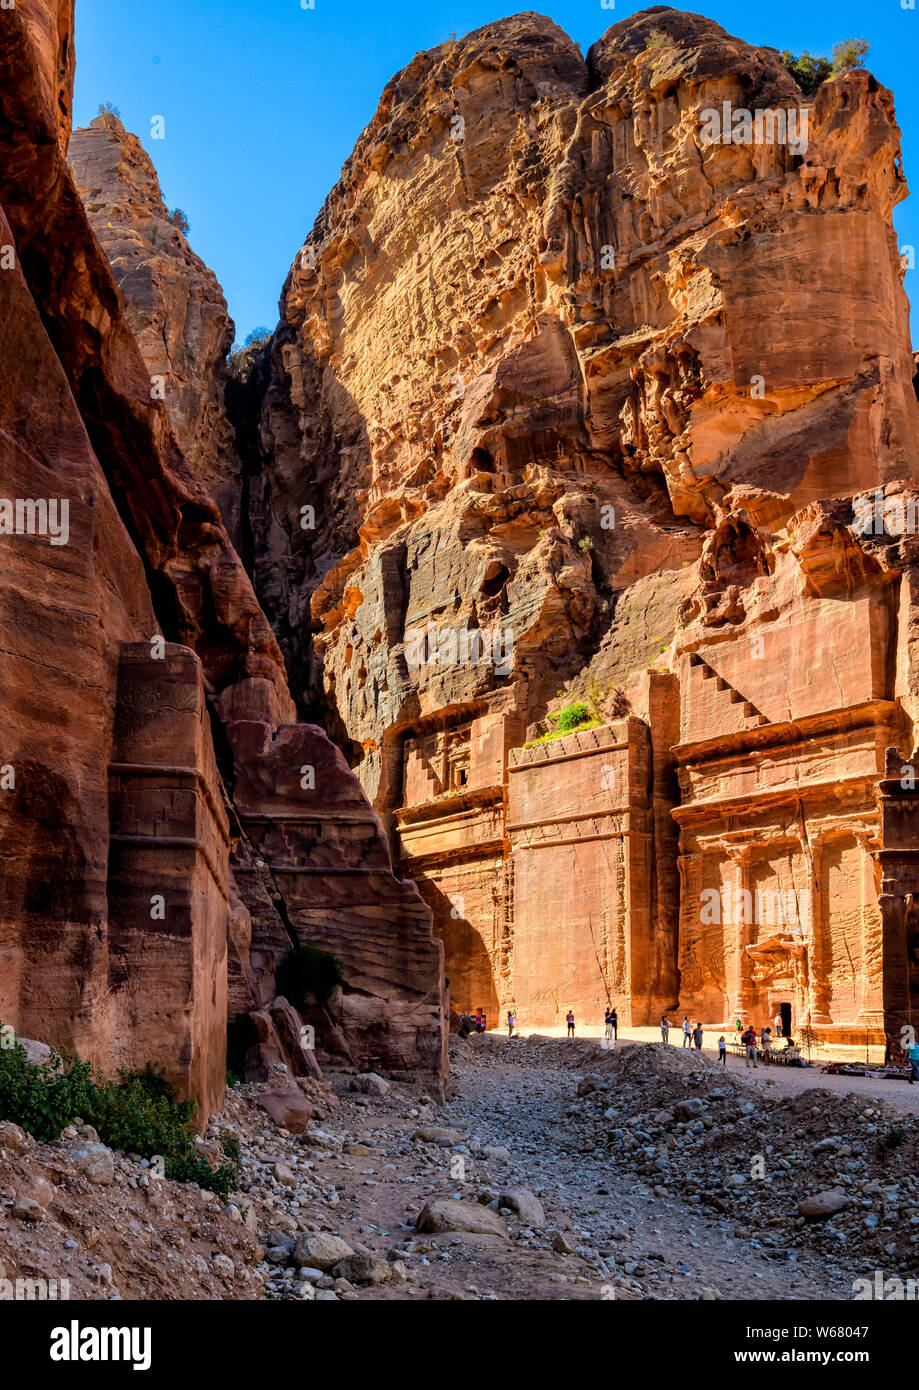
left=556, top=701, right=591, bottom=733
left=275, top=943, right=344, bottom=1014
left=0, top=1037, right=240, bottom=1199
left=781, top=40, right=869, bottom=94
left=780, top=49, right=833, bottom=94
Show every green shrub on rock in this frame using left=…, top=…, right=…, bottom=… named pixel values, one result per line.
left=0, top=1034, right=240, bottom=1199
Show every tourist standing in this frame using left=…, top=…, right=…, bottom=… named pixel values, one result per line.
left=682, top=1015, right=691, bottom=1048
left=761, top=1026, right=772, bottom=1065
left=660, top=1014, right=671, bottom=1043
left=566, top=1009, right=575, bottom=1038
left=604, top=1008, right=613, bottom=1041
left=610, top=1007, right=618, bottom=1041
left=507, top=1010, right=515, bottom=1038
left=743, top=1024, right=758, bottom=1068
left=909, top=1037, right=919, bottom=1084
left=774, top=1010, right=783, bottom=1039
left=693, top=1022, right=703, bottom=1051
left=718, top=1034, right=727, bottom=1066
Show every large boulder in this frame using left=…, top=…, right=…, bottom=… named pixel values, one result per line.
left=416, top=1198, right=509, bottom=1238
left=255, top=1089, right=314, bottom=1134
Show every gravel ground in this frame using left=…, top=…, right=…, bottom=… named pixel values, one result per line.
left=10, top=1033, right=915, bottom=1301
left=233, top=1033, right=919, bottom=1301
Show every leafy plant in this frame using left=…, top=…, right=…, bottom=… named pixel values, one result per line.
left=832, top=38, right=870, bottom=74
left=780, top=49, right=833, bottom=94
left=781, top=40, right=869, bottom=94
left=556, top=701, right=591, bottom=733
left=97, top=101, right=121, bottom=119
left=578, top=536, right=594, bottom=553
left=167, top=207, right=190, bottom=234
left=219, top=1128, right=242, bottom=1169
left=586, top=673, right=605, bottom=723
left=882, top=1122, right=907, bottom=1150
left=244, top=327, right=271, bottom=347
left=0, top=1035, right=238, bottom=1199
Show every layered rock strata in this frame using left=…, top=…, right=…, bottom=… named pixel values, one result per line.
left=0, top=0, right=445, bottom=1117
left=239, top=8, right=919, bottom=1046
left=68, top=114, right=245, bottom=543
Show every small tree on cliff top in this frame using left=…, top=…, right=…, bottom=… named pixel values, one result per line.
left=167, top=207, right=190, bottom=235
left=781, top=40, right=870, bottom=95
left=780, top=50, right=833, bottom=94
left=832, top=38, right=870, bottom=74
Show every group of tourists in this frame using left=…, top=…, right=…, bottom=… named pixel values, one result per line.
left=733, top=1013, right=790, bottom=1067
left=660, top=1015, right=705, bottom=1050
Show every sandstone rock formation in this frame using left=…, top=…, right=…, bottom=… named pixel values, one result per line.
left=235, top=8, right=919, bottom=1045
left=0, top=0, right=445, bottom=1120
left=68, top=114, right=245, bottom=543
left=8, top=0, right=919, bottom=1107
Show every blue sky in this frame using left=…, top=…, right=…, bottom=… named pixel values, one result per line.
left=73, top=0, right=919, bottom=347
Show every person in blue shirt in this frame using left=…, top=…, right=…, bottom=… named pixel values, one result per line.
left=908, top=1037, right=919, bottom=1084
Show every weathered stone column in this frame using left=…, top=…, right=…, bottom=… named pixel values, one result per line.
left=807, top=837, right=831, bottom=1025
left=726, top=845, right=753, bottom=1019
left=107, top=641, right=230, bottom=1122
left=854, top=827, right=884, bottom=1024
left=676, top=852, right=706, bottom=1012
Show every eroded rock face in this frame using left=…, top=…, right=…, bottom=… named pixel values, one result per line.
left=253, top=7, right=917, bottom=780
left=0, top=0, right=445, bottom=1116
left=69, top=115, right=244, bottom=542
left=241, top=8, right=919, bottom=1043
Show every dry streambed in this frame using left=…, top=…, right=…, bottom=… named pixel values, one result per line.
left=3, top=1035, right=915, bottom=1301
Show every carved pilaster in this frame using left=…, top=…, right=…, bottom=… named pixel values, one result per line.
left=725, top=844, right=753, bottom=1019
left=854, top=827, right=883, bottom=1022
left=807, top=837, right=831, bottom=1025
left=677, top=852, right=705, bottom=1008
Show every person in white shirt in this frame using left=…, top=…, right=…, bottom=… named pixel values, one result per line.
left=773, top=1011, right=783, bottom=1039
left=682, top=1015, right=691, bottom=1048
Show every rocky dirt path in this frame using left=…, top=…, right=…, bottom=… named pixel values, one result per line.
left=246, top=1035, right=880, bottom=1302
left=11, top=1034, right=906, bottom=1302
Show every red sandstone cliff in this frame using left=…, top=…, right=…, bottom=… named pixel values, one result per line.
left=252, top=8, right=918, bottom=782
left=6, top=0, right=919, bottom=1087
left=237, top=9, right=919, bottom=1039
left=68, top=114, right=245, bottom=544
left=0, top=0, right=446, bottom=1118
